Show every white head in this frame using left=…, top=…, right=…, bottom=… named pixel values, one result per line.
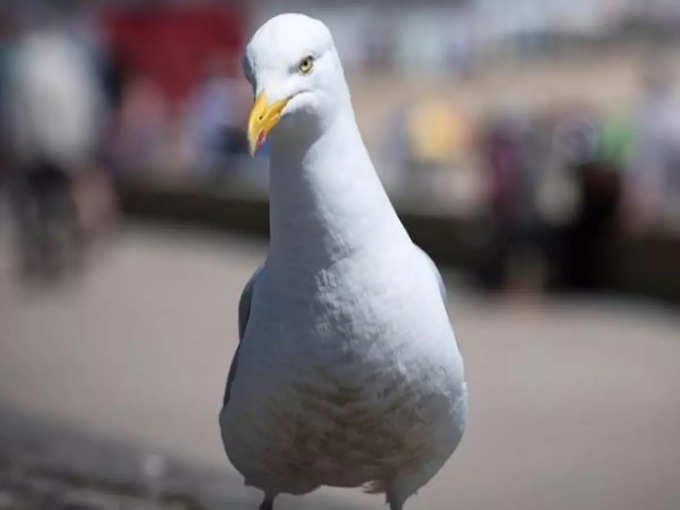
left=243, top=13, right=351, bottom=155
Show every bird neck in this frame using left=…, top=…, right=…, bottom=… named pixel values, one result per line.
left=267, top=109, right=409, bottom=273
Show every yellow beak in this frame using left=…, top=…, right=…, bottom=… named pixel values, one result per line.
left=247, top=92, right=290, bottom=156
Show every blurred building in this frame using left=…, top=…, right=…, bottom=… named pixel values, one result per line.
left=1, top=0, right=678, bottom=296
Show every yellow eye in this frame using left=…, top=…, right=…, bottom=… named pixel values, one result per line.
left=298, top=55, right=314, bottom=74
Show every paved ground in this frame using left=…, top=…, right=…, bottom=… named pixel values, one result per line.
left=1, top=224, right=679, bottom=509
left=0, top=404, right=242, bottom=510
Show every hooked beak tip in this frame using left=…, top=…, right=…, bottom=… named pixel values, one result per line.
left=246, top=92, right=290, bottom=157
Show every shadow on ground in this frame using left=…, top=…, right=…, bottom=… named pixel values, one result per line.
left=0, top=404, right=258, bottom=510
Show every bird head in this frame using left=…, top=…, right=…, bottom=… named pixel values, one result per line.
left=243, top=13, right=350, bottom=156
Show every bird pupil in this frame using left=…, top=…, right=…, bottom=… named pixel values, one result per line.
left=300, top=57, right=312, bottom=72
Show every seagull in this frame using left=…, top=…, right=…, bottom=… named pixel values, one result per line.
left=219, top=13, right=467, bottom=510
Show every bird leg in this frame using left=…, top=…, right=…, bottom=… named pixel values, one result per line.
left=387, top=486, right=405, bottom=510
left=259, top=494, right=274, bottom=510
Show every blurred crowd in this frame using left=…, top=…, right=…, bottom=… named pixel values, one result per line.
left=0, top=1, right=251, bottom=281
left=0, top=2, right=115, bottom=281
left=0, top=1, right=678, bottom=294
left=391, top=72, right=680, bottom=289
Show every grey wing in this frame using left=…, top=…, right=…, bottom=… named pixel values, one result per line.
left=223, top=265, right=263, bottom=406
left=415, top=244, right=447, bottom=304
left=238, top=265, right=263, bottom=340
left=414, top=245, right=461, bottom=351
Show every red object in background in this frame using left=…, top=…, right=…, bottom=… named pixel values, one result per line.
left=103, top=4, right=246, bottom=105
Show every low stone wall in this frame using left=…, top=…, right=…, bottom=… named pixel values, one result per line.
left=116, top=180, right=680, bottom=304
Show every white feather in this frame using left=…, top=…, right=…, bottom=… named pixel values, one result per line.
left=220, top=13, right=466, bottom=509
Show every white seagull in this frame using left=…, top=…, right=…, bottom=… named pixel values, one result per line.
left=219, top=13, right=467, bottom=510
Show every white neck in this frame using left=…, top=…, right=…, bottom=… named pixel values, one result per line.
left=266, top=107, right=409, bottom=277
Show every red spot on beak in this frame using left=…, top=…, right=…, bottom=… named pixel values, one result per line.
left=256, top=131, right=267, bottom=152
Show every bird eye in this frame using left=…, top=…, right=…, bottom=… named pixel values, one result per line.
left=298, top=55, right=314, bottom=74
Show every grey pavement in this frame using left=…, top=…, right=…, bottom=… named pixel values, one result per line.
left=1, top=225, right=679, bottom=509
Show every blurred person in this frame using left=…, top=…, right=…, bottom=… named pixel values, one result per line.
left=4, top=4, right=103, bottom=280
left=396, top=97, right=468, bottom=207
left=477, top=111, right=546, bottom=289
left=184, top=54, right=249, bottom=179
left=0, top=7, right=17, bottom=200
left=112, top=74, right=170, bottom=176
left=405, top=98, right=465, bottom=171
left=533, top=106, right=626, bottom=291
left=540, top=108, right=610, bottom=290
left=623, top=66, right=680, bottom=234
left=565, top=121, right=623, bottom=291
left=482, top=113, right=532, bottom=230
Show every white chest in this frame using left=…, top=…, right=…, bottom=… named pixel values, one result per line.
left=221, top=247, right=465, bottom=488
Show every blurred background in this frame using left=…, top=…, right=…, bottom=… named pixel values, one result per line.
left=0, top=1, right=678, bottom=509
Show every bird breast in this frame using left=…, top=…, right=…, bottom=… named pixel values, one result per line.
left=221, top=247, right=465, bottom=488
